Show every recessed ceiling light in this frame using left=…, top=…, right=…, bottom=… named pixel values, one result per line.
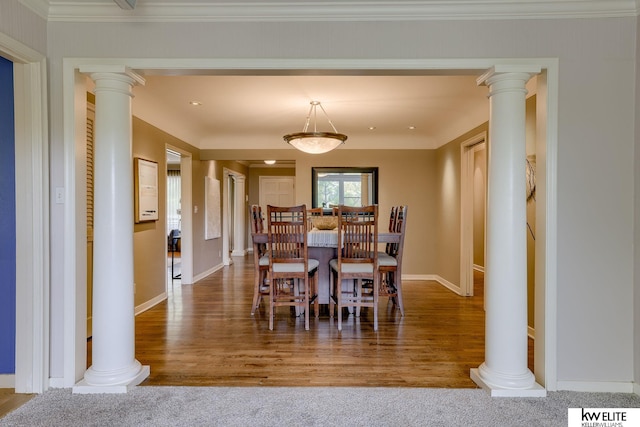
left=368, top=126, right=376, bottom=130
left=189, top=101, right=202, bottom=106
left=408, top=126, right=416, bottom=130
left=264, top=160, right=276, bottom=165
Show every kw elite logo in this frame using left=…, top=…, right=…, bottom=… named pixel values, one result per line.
left=568, top=408, right=640, bottom=427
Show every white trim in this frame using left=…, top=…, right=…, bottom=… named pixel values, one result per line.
left=433, top=275, right=464, bottom=296
left=460, top=134, right=487, bottom=297
left=62, top=56, right=559, bottom=395
left=556, top=381, right=636, bottom=394
left=47, top=378, right=65, bottom=389
left=1, top=34, right=49, bottom=394
left=163, top=145, right=193, bottom=285
left=192, top=262, right=225, bottom=283
left=64, top=67, right=87, bottom=389
left=537, top=66, right=559, bottom=392
left=0, top=32, right=42, bottom=64
left=134, top=292, right=167, bottom=316
left=633, top=382, right=640, bottom=396
left=222, top=168, right=246, bottom=266
left=34, top=1, right=638, bottom=23
left=0, top=374, right=15, bottom=388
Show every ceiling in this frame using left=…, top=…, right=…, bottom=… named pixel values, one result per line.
left=131, top=73, right=492, bottom=152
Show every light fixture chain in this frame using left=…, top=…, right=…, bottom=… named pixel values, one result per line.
left=302, top=103, right=314, bottom=132
left=317, top=102, right=339, bottom=133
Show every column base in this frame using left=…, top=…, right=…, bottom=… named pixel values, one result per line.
left=471, top=368, right=546, bottom=397
left=73, top=365, right=149, bottom=394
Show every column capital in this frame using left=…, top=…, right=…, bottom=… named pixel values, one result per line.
left=78, top=65, right=145, bottom=86
left=477, top=65, right=541, bottom=87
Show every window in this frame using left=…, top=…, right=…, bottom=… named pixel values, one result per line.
left=312, top=167, right=378, bottom=209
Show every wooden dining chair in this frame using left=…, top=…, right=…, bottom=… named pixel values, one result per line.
left=250, top=205, right=269, bottom=315
left=329, top=204, right=379, bottom=331
left=267, top=204, right=319, bottom=330
left=377, top=205, right=408, bottom=316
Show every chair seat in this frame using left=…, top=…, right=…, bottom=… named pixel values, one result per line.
left=378, top=252, right=398, bottom=267
left=272, top=258, right=319, bottom=273
left=258, top=254, right=270, bottom=266
left=329, top=258, right=374, bottom=274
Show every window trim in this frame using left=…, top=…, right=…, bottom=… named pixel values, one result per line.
left=311, top=167, right=378, bottom=209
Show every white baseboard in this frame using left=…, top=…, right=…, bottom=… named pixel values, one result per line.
left=193, top=262, right=224, bottom=283
left=0, top=374, right=15, bottom=388
left=48, top=378, right=66, bottom=388
left=231, top=249, right=247, bottom=257
left=634, top=382, right=640, bottom=396
left=401, top=274, right=433, bottom=281
left=135, top=292, right=167, bottom=316
left=556, top=381, right=635, bottom=393
left=401, top=274, right=463, bottom=295
left=433, top=275, right=463, bottom=295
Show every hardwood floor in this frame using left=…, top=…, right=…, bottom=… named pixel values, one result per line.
left=129, top=255, right=533, bottom=388
left=0, top=389, right=33, bottom=418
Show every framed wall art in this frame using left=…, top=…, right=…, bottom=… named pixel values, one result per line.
left=134, top=157, right=159, bottom=222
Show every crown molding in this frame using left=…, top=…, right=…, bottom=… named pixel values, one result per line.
left=18, top=0, right=640, bottom=23
left=17, top=0, right=49, bottom=20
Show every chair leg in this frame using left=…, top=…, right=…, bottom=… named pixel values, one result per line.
left=395, top=273, right=405, bottom=317
left=304, top=277, right=310, bottom=331
left=355, top=279, right=362, bottom=317
left=373, top=276, right=379, bottom=332
left=268, top=276, right=274, bottom=331
left=337, top=275, right=343, bottom=331
left=329, top=270, right=335, bottom=318
left=251, top=269, right=264, bottom=315
left=313, top=271, right=319, bottom=318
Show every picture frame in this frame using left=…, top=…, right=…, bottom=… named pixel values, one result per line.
left=134, top=157, right=159, bottom=222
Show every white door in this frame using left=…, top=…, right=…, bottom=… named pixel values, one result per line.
left=259, top=177, right=295, bottom=216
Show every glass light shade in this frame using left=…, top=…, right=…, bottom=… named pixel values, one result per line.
left=283, top=132, right=347, bottom=154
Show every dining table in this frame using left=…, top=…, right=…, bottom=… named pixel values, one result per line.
left=251, top=229, right=401, bottom=305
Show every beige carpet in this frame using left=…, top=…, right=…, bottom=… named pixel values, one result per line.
left=1, top=387, right=639, bottom=426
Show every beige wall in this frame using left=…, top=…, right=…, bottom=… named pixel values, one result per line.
left=295, top=149, right=437, bottom=276
left=132, top=117, right=217, bottom=306
left=434, top=124, right=488, bottom=285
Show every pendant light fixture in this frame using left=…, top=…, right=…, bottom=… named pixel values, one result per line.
left=283, top=101, right=347, bottom=154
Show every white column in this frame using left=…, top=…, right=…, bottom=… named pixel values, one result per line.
left=470, top=66, right=545, bottom=397
left=231, top=175, right=246, bottom=256
left=74, top=67, right=149, bottom=393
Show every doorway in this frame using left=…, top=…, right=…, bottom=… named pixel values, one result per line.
left=259, top=176, right=295, bottom=216
left=460, top=133, right=487, bottom=297
left=166, top=149, right=182, bottom=285
left=222, top=168, right=247, bottom=266
left=62, top=59, right=555, bottom=392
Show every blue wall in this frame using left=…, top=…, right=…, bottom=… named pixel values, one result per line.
left=0, top=56, right=16, bottom=374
